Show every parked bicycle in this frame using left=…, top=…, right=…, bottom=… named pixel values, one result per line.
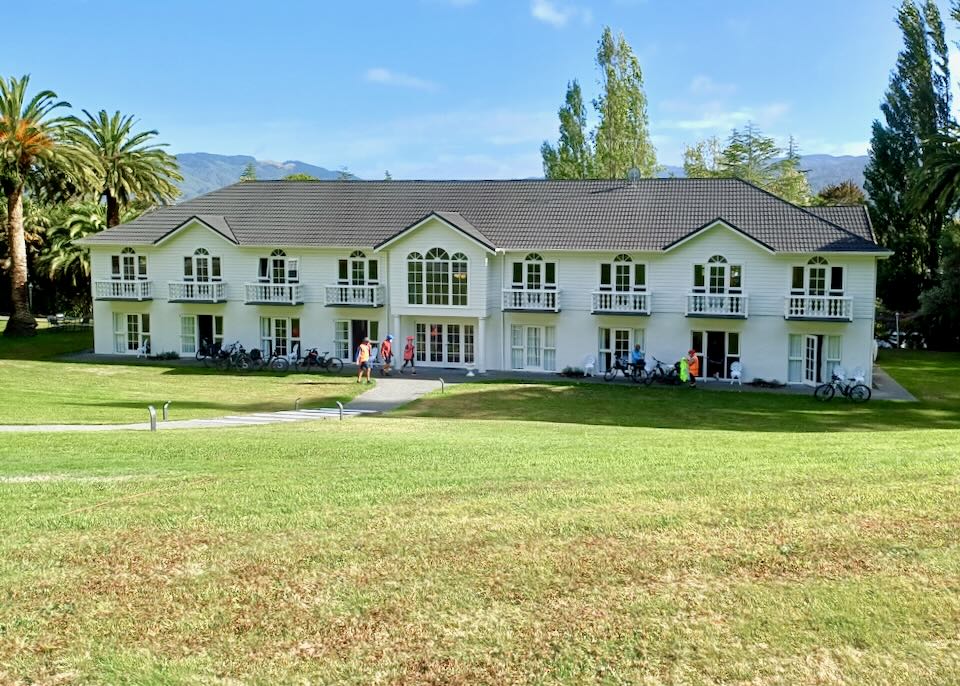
left=248, top=346, right=290, bottom=372
left=195, top=338, right=221, bottom=367
left=645, top=357, right=681, bottom=386
left=296, top=348, right=344, bottom=374
left=214, top=341, right=252, bottom=372
left=814, top=368, right=871, bottom=402
left=603, top=355, right=646, bottom=383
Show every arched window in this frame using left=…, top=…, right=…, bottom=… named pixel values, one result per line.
left=600, top=253, right=646, bottom=292
left=407, top=249, right=467, bottom=305
left=111, top=247, right=147, bottom=281
left=259, top=249, right=298, bottom=283
left=693, top=254, right=741, bottom=293
left=792, top=256, right=843, bottom=296
left=184, top=247, right=221, bottom=282
left=512, top=253, right=556, bottom=290
left=338, top=249, right=378, bottom=285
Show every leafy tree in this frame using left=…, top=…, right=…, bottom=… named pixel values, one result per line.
left=384, top=170, right=393, bottom=180
left=239, top=162, right=257, bottom=182
left=541, top=80, right=593, bottom=179
left=541, top=27, right=655, bottom=179
left=814, top=180, right=867, bottom=205
left=917, top=222, right=960, bottom=349
left=0, top=75, right=92, bottom=336
left=864, top=0, right=952, bottom=311
left=284, top=173, right=319, bottom=181
left=74, top=110, right=181, bottom=227
left=336, top=167, right=352, bottom=180
left=682, top=124, right=811, bottom=204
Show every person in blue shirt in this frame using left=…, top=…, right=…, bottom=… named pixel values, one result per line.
left=629, top=343, right=645, bottom=374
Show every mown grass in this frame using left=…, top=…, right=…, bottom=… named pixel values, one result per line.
left=395, top=350, right=960, bottom=432
left=0, top=328, right=363, bottom=424
left=1, top=419, right=958, bottom=684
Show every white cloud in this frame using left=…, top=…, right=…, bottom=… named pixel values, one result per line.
left=661, top=101, right=790, bottom=132
left=530, top=0, right=591, bottom=28
left=688, top=75, right=737, bottom=98
left=363, top=67, right=438, bottom=91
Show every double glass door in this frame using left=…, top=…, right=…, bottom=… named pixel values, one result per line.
left=415, top=322, right=475, bottom=365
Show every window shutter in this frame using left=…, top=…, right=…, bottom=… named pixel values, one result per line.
left=211, top=257, right=221, bottom=279
left=111, top=256, right=120, bottom=279
left=693, top=264, right=704, bottom=290
left=729, top=265, right=742, bottom=291
left=545, top=263, right=556, bottom=288
left=138, top=256, right=148, bottom=279
left=368, top=260, right=379, bottom=283
left=634, top=264, right=646, bottom=290
left=830, top=266, right=844, bottom=294
left=258, top=258, right=269, bottom=282
left=338, top=259, right=348, bottom=283
left=287, top=258, right=299, bottom=283
left=600, top=263, right=611, bottom=289
left=791, top=266, right=804, bottom=292
left=512, top=262, right=523, bottom=288
left=183, top=257, right=193, bottom=279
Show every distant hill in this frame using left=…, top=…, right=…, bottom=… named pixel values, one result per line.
left=661, top=154, right=869, bottom=194
left=174, top=153, right=352, bottom=200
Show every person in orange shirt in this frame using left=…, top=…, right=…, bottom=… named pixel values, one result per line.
left=686, top=348, right=700, bottom=388
left=380, top=334, right=394, bottom=375
left=356, top=336, right=372, bottom=384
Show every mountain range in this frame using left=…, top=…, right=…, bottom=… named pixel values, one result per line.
left=174, top=152, right=869, bottom=201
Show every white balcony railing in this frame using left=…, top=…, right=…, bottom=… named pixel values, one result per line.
left=94, top=279, right=152, bottom=301
left=784, top=295, right=852, bottom=321
left=591, top=290, right=651, bottom=315
left=168, top=281, right=227, bottom=303
left=244, top=283, right=304, bottom=305
left=502, top=288, right=560, bottom=312
left=686, top=292, right=748, bottom=317
left=324, top=284, right=386, bottom=307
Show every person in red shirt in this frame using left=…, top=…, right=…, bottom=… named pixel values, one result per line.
left=401, top=335, right=416, bottom=374
left=380, top=334, right=394, bottom=375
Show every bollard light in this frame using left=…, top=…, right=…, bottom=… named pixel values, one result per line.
left=439, top=377, right=445, bottom=393
left=295, top=397, right=302, bottom=410
left=336, top=400, right=344, bottom=421
left=162, top=401, right=171, bottom=421
left=148, top=405, right=157, bottom=432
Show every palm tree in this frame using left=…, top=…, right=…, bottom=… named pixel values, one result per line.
left=74, top=109, right=182, bottom=227
left=0, top=75, right=91, bottom=336
left=915, top=127, right=960, bottom=217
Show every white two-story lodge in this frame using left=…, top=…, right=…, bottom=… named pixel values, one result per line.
left=83, top=178, right=889, bottom=385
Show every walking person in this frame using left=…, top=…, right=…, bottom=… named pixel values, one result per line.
left=686, top=348, right=700, bottom=388
left=381, top=334, right=394, bottom=375
left=356, top=336, right=373, bottom=384
left=400, top=335, right=416, bottom=374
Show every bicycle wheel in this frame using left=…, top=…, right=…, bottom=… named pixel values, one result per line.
left=271, top=357, right=290, bottom=372
left=214, top=355, right=230, bottom=372
left=814, top=383, right=835, bottom=402
left=641, top=368, right=655, bottom=386
left=603, top=367, right=618, bottom=382
left=629, top=366, right=643, bottom=384
left=326, top=358, right=344, bottom=374
left=849, top=383, right=871, bottom=403
left=236, top=354, right=253, bottom=372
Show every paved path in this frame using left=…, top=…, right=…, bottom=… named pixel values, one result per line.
left=346, top=377, right=442, bottom=412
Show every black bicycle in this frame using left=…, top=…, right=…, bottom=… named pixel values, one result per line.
left=195, top=338, right=221, bottom=367
left=296, top=348, right=344, bottom=374
left=645, top=357, right=681, bottom=385
left=814, top=371, right=871, bottom=402
left=249, top=346, right=290, bottom=372
left=215, top=341, right=252, bottom=372
left=603, top=355, right=647, bottom=383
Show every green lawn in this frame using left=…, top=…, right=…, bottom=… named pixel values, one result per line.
left=0, top=328, right=362, bottom=424
left=395, top=349, right=960, bottom=432
left=1, top=337, right=959, bottom=683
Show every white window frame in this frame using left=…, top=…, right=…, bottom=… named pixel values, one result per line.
left=599, top=254, right=646, bottom=292
left=790, top=257, right=845, bottom=297
left=598, top=327, right=645, bottom=373
left=693, top=255, right=742, bottom=294
left=334, top=320, right=350, bottom=359
left=338, top=250, right=379, bottom=286
left=183, top=247, right=222, bottom=283
left=406, top=249, right=468, bottom=306
left=259, top=316, right=301, bottom=357
left=112, top=312, right=150, bottom=354
left=258, top=249, right=299, bottom=284
left=511, top=253, right=557, bottom=291
left=111, top=247, right=148, bottom=281
left=510, top=324, right=556, bottom=371
left=690, top=330, right=740, bottom=379
left=788, top=334, right=804, bottom=383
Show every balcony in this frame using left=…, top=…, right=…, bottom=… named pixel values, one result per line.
left=502, top=288, right=560, bottom=312
left=591, top=290, right=651, bottom=315
left=244, top=283, right=304, bottom=305
left=324, top=284, right=386, bottom=308
left=168, top=281, right=227, bottom=303
left=94, top=279, right=152, bottom=301
left=784, top=295, right=852, bottom=321
left=686, top=292, right=748, bottom=318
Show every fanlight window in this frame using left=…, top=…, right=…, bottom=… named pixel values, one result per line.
left=258, top=249, right=299, bottom=284
left=512, top=253, right=556, bottom=290
left=338, top=249, right=379, bottom=285
left=111, top=247, right=147, bottom=281
left=791, top=256, right=844, bottom=296
left=693, top=254, right=741, bottom=294
left=407, top=248, right=467, bottom=305
left=600, top=253, right=646, bottom=292
left=184, top=247, right=221, bottom=282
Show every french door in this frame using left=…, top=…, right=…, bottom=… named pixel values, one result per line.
left=690, top=330, right=741, bottom=379
left=803, top=334, right=819, bottom=385
left=415, top=322, right=475, bottom=365
left=510, top=325, right=556, bottom=371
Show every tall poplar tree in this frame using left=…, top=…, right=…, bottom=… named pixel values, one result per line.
left=541, top=80, right=593, bottom=179
left=864, top=0, right=952, bottom=310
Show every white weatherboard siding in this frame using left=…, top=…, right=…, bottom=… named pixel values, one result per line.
left=89, top=217, right=881, bottom=385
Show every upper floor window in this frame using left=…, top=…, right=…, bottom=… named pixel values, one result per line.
left=693, top=254, right=741, bottom=294
left=338, top=250, right=379, bottom=286
left=600, top=254, right=646, bottom=292
left=258, top=249, right=299, bottom=284
left=791, top=256, right=844, bottom=296
left=512, top=253, right=556, bottom=290
left=406, top=248, right=468, bottom=306
left=111, top=247, right=147, bottom=281
left=184, top=247, right=222, bottom=283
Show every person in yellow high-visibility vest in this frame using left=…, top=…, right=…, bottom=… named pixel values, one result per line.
left=356, top=336, right=372, bottom=384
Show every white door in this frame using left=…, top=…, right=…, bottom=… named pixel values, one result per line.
left=416, top=322, right=475, bottom=366
left=804, top=334, right=819, bottom=385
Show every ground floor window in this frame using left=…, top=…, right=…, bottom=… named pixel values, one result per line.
left=414, top=321, right=475, bottom=365
left=510, top=324, right=556, bottom=371
left=334, top=320, right=350, bottom=359
left=180, top=314, right=224, bottom=354
left=113, top=312, right=150, bottom=354
left=260, top=316, right=301, bottom=356
left=788, top=333, right=841, bottom=384
left=598, top=327, right=645, bottom=372
left=690, top=330, right=740, bottom=379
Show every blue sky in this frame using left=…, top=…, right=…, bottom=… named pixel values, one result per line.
left=7, top=0, right=957, bottom=178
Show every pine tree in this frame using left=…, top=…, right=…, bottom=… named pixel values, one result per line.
left=864, top=0, right=952, bottom=310
left=815, top=180, right=867, bottom=206
left=239, top=162, right=257, bottom=182
left=541, top=81, right=593, bottom=179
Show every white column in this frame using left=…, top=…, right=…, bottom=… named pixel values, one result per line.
left=477, top=317, right=486, bottom=373
left=392, top=314, right=401, bottom=340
